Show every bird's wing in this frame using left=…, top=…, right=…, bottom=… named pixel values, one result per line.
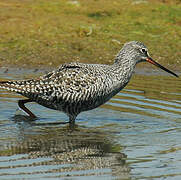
left=39, top=62, right=103, bottom=94
left=36, top=62, right=107, bottom=103
left=0, top=63, right=106, bottom=101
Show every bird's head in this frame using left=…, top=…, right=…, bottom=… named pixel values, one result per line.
left=115, top=41, right=178, bottom=78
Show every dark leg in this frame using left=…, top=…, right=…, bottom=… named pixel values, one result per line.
left=69, top=115, right=76, bottom=129
left=18, top=99, right=37, bottom=118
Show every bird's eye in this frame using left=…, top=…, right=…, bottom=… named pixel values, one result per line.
left=141, top=48, right=147, bottom=53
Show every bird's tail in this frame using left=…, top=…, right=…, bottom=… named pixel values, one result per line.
left=0, top=80, right=29, bottom=94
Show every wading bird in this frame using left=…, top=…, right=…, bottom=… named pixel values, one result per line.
left=0, top=41, right=178, bottom=125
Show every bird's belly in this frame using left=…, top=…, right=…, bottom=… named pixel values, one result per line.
left=75, top=91, right=118, bottom=112
left=34, top=86, right=122, bottom=115
left=35, top=94, right=111, bottom=115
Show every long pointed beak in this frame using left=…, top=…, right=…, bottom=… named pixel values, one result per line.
left=146, top=57, right=179, bottom=78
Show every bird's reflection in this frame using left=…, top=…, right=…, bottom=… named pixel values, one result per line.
left=1, top=115, right=130, bottom=178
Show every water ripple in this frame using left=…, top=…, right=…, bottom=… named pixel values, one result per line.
left=0, top=69, right=181, bottom=179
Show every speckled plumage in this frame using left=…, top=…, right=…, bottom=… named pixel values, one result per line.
left=0, top=41, right=178, bottom=123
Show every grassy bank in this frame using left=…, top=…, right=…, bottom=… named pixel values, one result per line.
left=0, top=0, right=180, bottom=69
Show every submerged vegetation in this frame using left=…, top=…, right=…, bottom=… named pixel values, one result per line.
left=0, top=0, right=180, bottom=68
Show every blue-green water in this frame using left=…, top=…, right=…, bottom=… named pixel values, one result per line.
left=0, top=68, right=180, bottom=179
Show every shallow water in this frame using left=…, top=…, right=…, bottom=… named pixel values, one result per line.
left=0, top=68, right=181, bottom=179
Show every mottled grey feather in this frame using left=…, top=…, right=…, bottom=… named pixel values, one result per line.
left=0, top=41, right=158, bottom=122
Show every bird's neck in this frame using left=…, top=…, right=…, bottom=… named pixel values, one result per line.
left=110, top=58, right=136, bottom=92
left=113, top=57, right=136, bottom=78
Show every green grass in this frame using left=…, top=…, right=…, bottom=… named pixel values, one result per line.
left=0, top=0, right=180, bottom=69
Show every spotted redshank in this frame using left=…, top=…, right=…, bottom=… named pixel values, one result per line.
left=0, top=41, right=178, bottom=124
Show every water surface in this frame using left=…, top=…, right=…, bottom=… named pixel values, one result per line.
left=0, top=68, right=180, bottom=179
